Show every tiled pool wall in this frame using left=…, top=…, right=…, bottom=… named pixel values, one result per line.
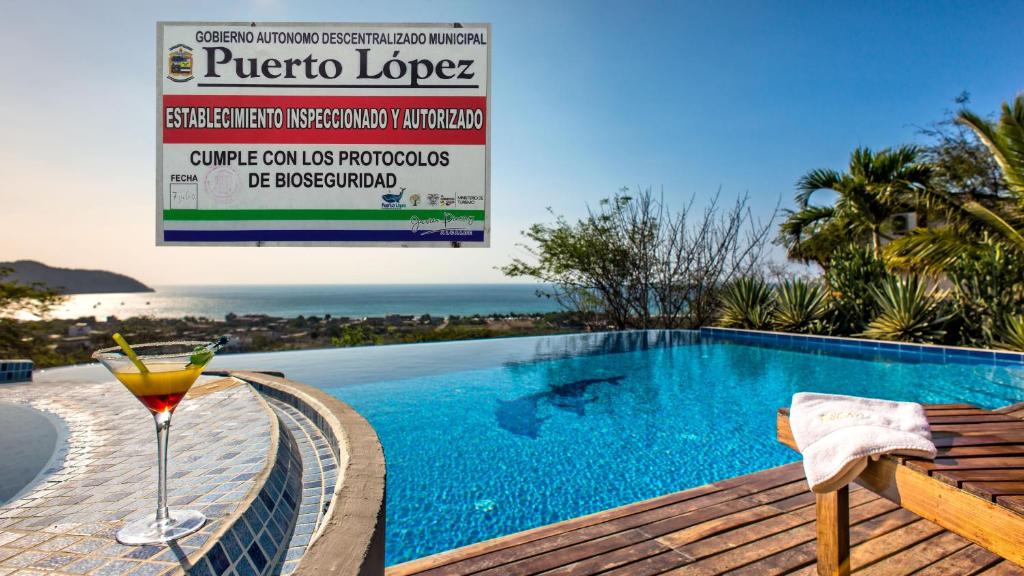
left=700, top=327, right=1024, bottom=367
left=0, top=360, right=33, bottom=383
left=248, top=383, right=342, bottom=575
left=178, top=372, right=355, bottom=576
left=186, top=420, right=302, bottom=576
left=244, top=378, right=344, bottom=555
left=230, top=371, right=386, bottom=576
left=246, top=382, right=341, bottom=468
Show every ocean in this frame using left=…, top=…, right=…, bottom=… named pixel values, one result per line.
left=50, top=284, right=562, bottom=320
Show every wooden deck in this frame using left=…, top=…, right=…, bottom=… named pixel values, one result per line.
left=387, top=462, right=1024, bottom=576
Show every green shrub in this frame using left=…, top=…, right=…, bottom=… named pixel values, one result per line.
left=718, top=277, right=775, bottom=330
left=825, top=244, right=893, bottom=334
left=861, top=276, right=950, bottom=343
left=947, top=243, right=1024, bottom=347
left=772, top=279, right=828, bottom=334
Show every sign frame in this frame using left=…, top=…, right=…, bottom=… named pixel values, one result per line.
left=155, top=21, right=491, bottom=248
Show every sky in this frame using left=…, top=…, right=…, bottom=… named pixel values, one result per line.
left=1, top=0, right=1022, bottom=285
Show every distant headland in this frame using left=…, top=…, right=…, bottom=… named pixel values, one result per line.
left=0, top=260, right=152, bottom=294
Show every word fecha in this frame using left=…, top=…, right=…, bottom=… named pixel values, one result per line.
left=203, top=47, right=477, bottom=87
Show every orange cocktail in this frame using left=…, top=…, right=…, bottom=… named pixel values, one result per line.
left=113, top=363, right=205, bottom=413
left=93, top=337, right=226, bottom=545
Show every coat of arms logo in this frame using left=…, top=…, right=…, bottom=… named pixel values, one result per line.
left=167, top=44, right=194, bottom=82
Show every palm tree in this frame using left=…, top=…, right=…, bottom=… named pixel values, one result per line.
left=962, top=94, right=1024, bottom=196
left=780, top=145, right=931, bottom=267
left=886, top=95, right=1024, bottom=272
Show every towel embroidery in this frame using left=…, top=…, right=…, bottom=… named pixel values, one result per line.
left=818, top=410, right=869, bottom=422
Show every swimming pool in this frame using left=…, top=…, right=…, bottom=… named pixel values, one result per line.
left=39, top=330, right=1024, bottom=565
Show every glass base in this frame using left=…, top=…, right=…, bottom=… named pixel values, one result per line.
left=116, top=509, right=206, bottom=545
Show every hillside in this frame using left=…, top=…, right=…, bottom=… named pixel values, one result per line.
left=0, top=260, right=152, bottom=294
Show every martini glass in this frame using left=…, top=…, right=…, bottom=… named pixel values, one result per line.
left=93, top=338, right=225, bottom=545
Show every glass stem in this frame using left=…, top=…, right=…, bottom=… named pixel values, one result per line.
left=154, top=411, right=172, bottom=523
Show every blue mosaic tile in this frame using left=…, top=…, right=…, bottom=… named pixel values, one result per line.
left=232, top=518, right=253, bottom=544
left=257, top=492, right=275, bottom=514
left=202, top=503, right=234, bottom=519
left=187, top=557, right=214, bottom=576
left=222, top=530, right=242, bottom=561
left=245, top=543, right=267, bottom=573
left=153, top=547, right=189, bottom=563
left=257, top=531, right=277, bottom=560
left=249, top=498, right=269, bottom=523
left=92, top=559, right=144, bottom=576
left=182, top=531, right=210, bottom=549
left=234, top=555, right=257, bottom=576
left=64, top=555, right=109, bottom=574
left=32, top=552, right=78, bottom=569
left=124, top=545, right=163, bottom=560
left=129, top=562, right=175, bottom=576
left=700, top=327, right=1024, bottom=368
left=265, top=517, right=284, bottom=542
left=995, top=351, right=1024, bottom=363
left=206, top=542, right=231, bottom=575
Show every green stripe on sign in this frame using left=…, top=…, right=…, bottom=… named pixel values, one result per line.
left=163, top=209, right=486, bottom=221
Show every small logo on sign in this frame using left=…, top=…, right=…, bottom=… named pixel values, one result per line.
left=382, top=188, right=407, bottom=209
left=167, top=44, right=194, bottom=82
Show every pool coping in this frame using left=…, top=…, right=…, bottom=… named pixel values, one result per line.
left=699, top=326, right=1024, bottom=366
left=228, top=371, right=387, bottom=576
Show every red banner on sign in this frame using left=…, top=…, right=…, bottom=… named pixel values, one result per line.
left=162, top=95, right=487, bottom=145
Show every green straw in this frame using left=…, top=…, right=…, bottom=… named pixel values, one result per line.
left=112, top=333, right=149, bottom=374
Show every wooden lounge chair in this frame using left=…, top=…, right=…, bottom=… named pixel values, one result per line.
left=777, top=402, right=1024, bottom=576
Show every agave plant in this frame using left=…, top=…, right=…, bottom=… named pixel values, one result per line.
left=996, top=315, right=1024, bottom=352
left=718, top=277, right=775, bottom=330
left=772, top=279, right=828, bottom=334
left=861, top=276, right=950, bottom=343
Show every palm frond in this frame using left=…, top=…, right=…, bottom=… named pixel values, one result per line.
left=958, top=95, right=1024, bottom=195
left=884, top=227, right=980, bottom=274
left=778, top=208, right=855, bottom=265
left=796, top=169, right=844, bottom=207
left=778, top=206, right=836, bottom=239
left=961, top=200, right=1024, bottom=252
left=848, top=147, right=876, bottom=180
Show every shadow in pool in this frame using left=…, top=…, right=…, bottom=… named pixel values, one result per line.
left=495, top=375, right=625, bottom=438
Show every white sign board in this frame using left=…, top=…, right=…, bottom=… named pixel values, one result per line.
left=156, top=22, right=490, bottom=246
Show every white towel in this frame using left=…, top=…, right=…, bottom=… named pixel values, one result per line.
left=790, top=392, right=937, bottom=493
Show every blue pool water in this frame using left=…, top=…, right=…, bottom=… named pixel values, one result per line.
left=40, top=331, right=1024, bottom=565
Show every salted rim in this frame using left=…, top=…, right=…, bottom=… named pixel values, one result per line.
left=91, top=340, right=217, bottom=361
